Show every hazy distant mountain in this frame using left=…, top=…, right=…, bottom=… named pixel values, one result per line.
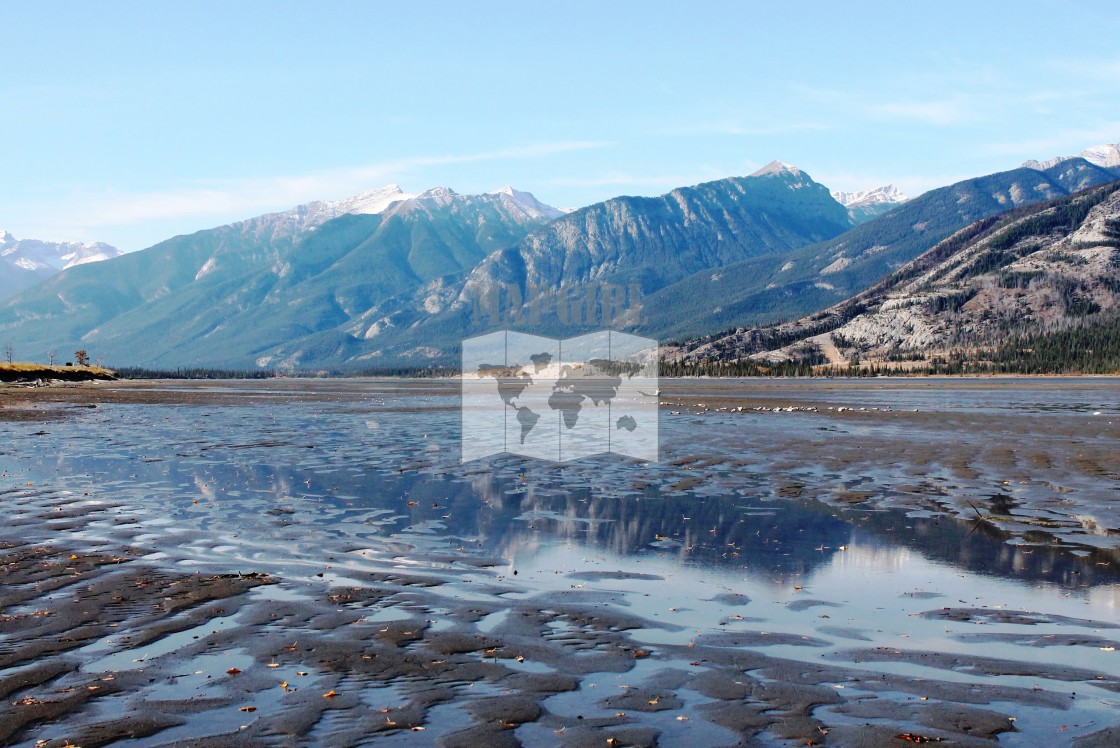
left=675, top=180, right=1120, bottom=371
left=642, top=158, right=1120, bottom=341
left=831, top=184, right=908, bottom=223
left=0, top=230, right=122, bottom=300
left=0, top=187, right=564, bottom=369
left=1022, top=142, right=1120, bottom=171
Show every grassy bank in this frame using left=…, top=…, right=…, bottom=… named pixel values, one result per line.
left=0, top=362, right=117, bottom=383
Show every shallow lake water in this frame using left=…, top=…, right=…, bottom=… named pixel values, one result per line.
left=1, top=377, right=1119, bottom=745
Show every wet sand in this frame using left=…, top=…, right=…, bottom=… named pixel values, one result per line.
left=1, top=378, right=1119, bottom=746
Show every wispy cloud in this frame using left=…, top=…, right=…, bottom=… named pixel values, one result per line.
left=979, top=124, right=1120, bottom=160
left=872, top=99, right=969, bottom=126
left=653, top=121, right=829, bottom=137
left=1047, top=58, right=1120, bottom=84
left=545, top=168, right=727, bottom=190
left=70, top=140, right=613, bottom=228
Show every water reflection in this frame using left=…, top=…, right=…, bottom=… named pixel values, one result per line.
left=2, top=378, right=1117, bottom=596
left=9, top=428, right=1120, bottom=593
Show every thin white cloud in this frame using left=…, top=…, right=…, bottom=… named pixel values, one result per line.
left=872, top=100, right=968, bottom=126
left=653, top=121, right=829, bottom=137
left=69, top=140, right=613, bottom=228
left=980, top=125, right=1120, bottom=160
left=546, top=168, right=727, bottom=189
left=1047, top=58, right=1120, bottom=84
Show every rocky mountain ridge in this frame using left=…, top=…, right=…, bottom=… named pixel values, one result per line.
left=1022, top=142, right=1120, bottom=171
left=675, top=180, right=1120, bottom=371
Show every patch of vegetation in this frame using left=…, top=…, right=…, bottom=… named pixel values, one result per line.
left=0, top=363, right=116, bottom=383
left=985, top=314, right=1120, bottom=374
left=113, top=367, right=278, bottom=380
left=998, top=270, right=1045, bottom=289
left=660, top=358, right=821, bottom=377
left=112, top=365, right=459, bottom=379
left=924, top=290, right=977, bottom=313
left=1049, top=277, right=1101, bottom=317
left=1048, top=251, right=1090, bottom=266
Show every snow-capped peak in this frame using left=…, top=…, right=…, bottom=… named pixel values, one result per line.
left=414, top=186, right=459, bottom=200
left=384, top=186, right=563, bottom=221
left=487, top=186, right=565, bottom=219
left=1022, top=142, right=1120, bottom=171
left=0, top=231, right=123, bottom=272
left=749, top=160, right=803, bottom=178
left=249, top=185, right=564, bottom=235
left=264, top=185, right=415, bottom=237
left=832, top=184, right=908, bottom=208
left=326, top=184, right=415, bottom=215
left=1080, top=143, right=1120, bottom=168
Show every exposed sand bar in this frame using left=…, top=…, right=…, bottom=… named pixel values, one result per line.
left=0, top=378, right=1118, bottom=746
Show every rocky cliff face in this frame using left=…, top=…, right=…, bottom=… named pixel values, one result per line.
left=458, top=167, right=852, bottom=298
left=678, top=181, right=1120, bottom=368
left=645, top=159, right=1120, bottom=342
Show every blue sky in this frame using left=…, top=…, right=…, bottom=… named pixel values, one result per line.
left=3, top=1, right=1119, bottom=251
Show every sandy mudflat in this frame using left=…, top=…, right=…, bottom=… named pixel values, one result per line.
left=1, top=378, right=1119, bottom=746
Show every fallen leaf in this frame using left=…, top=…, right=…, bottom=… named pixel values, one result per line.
left=323, top=690, right=337, bottom=698
left=239, top=706, right=256, bottom=712
left=226, top=668, right=241, bottom=675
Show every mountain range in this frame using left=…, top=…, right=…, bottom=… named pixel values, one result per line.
left=641, top=156, right=1120, bottom=341
left=0, top=186, right=565, bottom=368
left=1022, top=142, right=1120, bottom=171
left=831, top=184, right=908, bottom=223
left=0, top=231, right=122, bottom=300
left=1, top=147, right=1118, bottom=371
left=674, top=179, right=1120, bottom=373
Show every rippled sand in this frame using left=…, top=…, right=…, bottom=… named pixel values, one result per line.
left=1, top=378, right=1118, bottom=746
